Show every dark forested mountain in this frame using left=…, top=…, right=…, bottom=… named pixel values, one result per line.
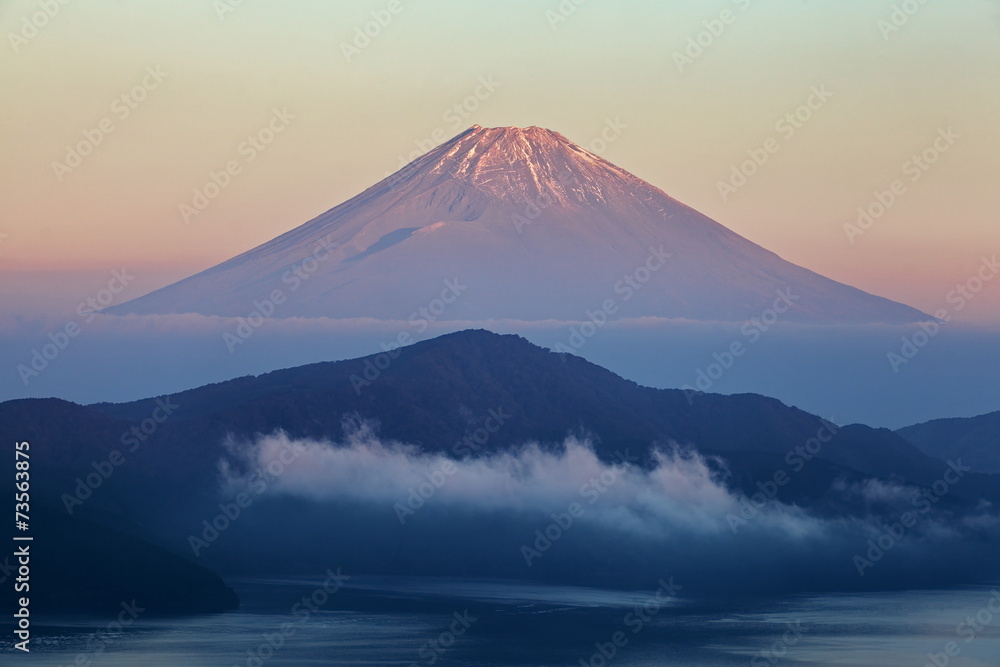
left=4, top=330, right=988, bottom=497
left=5, top=329, right=997, bottom=597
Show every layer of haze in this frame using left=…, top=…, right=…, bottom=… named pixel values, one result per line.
left=3, top=0, right=999, bottom=322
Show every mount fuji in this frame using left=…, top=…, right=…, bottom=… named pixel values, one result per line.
left=111, top=125, right=928, bottom=323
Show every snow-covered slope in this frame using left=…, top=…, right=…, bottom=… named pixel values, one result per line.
left=111, top=125, right=928, bottom=323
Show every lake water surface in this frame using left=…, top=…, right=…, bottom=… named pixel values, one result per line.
left=5, top=577, right=1000, bottom=666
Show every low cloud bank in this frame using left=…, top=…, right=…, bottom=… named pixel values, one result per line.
left=206, top=426, right=1000, bottom=596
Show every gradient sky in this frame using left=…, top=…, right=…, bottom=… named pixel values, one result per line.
left=3, top=0, right=999, bottom=321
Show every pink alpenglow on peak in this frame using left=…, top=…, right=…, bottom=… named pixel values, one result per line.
left=110, top=126, right=930, bottom=324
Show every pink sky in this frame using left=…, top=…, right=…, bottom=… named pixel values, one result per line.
left=2, top=0, right=998, bottom=322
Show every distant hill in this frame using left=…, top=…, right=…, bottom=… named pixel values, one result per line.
left=898, top=410, right=1000, bottom=473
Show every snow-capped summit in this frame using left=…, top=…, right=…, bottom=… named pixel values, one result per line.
left=110, top=126, right=928, bottom=323
left=404, top=125, right=647, bottom=205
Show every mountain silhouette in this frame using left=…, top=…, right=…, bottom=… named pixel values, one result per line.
left=110, top=126, right=928, bottom=323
